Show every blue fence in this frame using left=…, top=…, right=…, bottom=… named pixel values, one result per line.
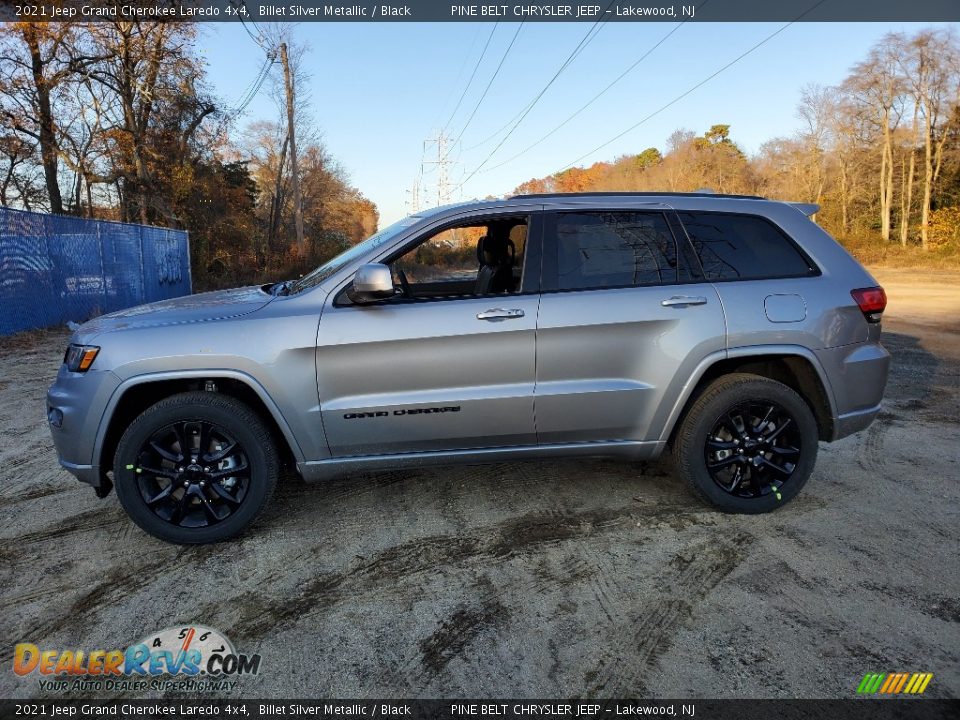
left=0, top=207, right=191, bottom=336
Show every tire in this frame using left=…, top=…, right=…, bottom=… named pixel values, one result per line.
left=672, top=373, right=818, bottom=514
left=114, top=392, right=278, bottom=544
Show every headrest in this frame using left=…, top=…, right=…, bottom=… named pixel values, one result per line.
left=477, top=234, right=515, bottom=266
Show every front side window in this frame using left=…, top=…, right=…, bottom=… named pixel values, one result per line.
left=676, top=211, right=818, bottom=281
left=552, top=212, right=678, bottom=291
left=389, top=217, right=528, bottom=299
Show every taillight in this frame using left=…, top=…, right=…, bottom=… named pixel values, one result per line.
left=851, top=286, right=887, bottom=323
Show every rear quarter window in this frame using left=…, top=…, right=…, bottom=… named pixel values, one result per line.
left=676, top=211, right=818, bottom=281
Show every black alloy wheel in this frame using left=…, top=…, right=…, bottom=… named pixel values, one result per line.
left=115, top=392, right=278, bottom=544
left=703, top=401, right=803, bottom=499
left=672, top=373, right=818, bottom=514
left=134, top=420, right=251, bottom=528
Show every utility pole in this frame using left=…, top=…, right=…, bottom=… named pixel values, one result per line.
left=279, top=42, right=305, bottom=254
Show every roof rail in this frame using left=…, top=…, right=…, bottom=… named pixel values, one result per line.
left=509, top=191, right=766, bottom=200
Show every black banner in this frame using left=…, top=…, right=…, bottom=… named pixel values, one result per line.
left=1, top=700, right=959, bottom=720
left=2, top=0, right=959, bottom=23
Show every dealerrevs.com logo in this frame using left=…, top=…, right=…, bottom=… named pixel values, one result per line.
left=13, top=625, right=261, bottom=693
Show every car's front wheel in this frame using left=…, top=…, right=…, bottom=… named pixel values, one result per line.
left=114, top=392, right=278, bottom=544
left=672, top=373, right=819, bottom=513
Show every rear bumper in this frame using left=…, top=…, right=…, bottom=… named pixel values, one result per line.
left=833, top=404, right=882, bottom=441
left=816, top=340, right=891, bottom=441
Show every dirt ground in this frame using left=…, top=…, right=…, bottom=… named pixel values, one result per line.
left=1, top=268, right=957, bottom=700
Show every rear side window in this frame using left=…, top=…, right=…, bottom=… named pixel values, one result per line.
left=552, top=212, right=678, bottom=291
left=676, top=211, right=817, bottom=281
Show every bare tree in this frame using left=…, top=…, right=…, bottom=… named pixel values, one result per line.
left=0, top=23, right=81, bottom=213
left=902, top=28, right=960, bottom=249
left=846, top=33, right=907, bottom=242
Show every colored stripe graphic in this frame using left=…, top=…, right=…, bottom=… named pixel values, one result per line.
left=857, top=673, right=885, bottom=694
left=857, top=672, right=933, bottom=694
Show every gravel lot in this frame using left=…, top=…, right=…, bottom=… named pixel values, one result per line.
left=1, top=269, right=958, bottom=700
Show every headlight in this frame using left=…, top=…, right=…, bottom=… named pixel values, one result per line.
left=64, top=344, right=100, bottom=372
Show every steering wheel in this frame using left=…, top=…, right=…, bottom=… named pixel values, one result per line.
left=396, top=268, right=412, bottom=298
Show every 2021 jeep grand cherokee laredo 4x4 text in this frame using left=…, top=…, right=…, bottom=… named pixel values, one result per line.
left=48, top=192, right=890, bottom=544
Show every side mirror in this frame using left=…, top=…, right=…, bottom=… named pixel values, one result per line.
left=347, top=263, right=395, bottom=304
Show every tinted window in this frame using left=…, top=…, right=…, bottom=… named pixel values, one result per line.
left=554, top=212, right=677, bottom=291
left=676, top=212, right=816, bottom=281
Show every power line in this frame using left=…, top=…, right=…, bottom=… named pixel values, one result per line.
left=442, top=24, right=499, bottom=134
left=430, top=27, right=483, bottom=132
left=445, top=0, right=617, bottom=199
left=230, top=5, right=278, bottom=114
left=464, top=18, right=599, bottom=152
left=483, top=0, right=712, bottom=172
left=238, top=9, right=269, bottom=52
left=556, top=0, right=829, bottom=173
left=444, top=23, right=525, bottom=161
left=232, top=54, right=274, bottom=114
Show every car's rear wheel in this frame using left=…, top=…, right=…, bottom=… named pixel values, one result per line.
left=114, top=392, right=278, bottom=544
left=672, top=373, right=818, bottom=513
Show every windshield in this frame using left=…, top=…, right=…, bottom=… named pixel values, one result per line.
left=288, top=216, right=421, bottom=294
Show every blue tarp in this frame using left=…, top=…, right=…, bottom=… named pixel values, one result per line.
left=0, top=207, right=191, bottom=336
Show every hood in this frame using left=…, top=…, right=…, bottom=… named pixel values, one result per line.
left=77, top=286, right=275, bottom=339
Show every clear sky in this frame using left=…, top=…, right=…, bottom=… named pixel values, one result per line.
left=198, top=21, right=954, bottom=226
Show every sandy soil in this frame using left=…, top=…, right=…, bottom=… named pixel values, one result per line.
left=1, top=271, right=957, bottom=700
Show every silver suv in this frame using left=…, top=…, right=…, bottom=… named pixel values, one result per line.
left=47, top=192, right=890, bottom=544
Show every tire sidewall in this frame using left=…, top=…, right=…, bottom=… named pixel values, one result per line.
left=681, top=378, right=819, bottom=513
left=114, top=397, right=274, bottom=544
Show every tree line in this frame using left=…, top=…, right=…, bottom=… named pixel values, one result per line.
left=516, top=28, right=960, bottom=258
left=0, top=21, right=378, bottom=289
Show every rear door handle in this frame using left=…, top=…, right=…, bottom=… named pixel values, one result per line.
left=660, top=295, right=708, bottom=308
left=477, top=308, right=525, bottom=320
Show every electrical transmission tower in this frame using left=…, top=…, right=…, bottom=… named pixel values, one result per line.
left=423, top=130, right=456, bottom=207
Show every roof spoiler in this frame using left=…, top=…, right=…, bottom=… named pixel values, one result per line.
left=788, top=202, right=820, bottom=217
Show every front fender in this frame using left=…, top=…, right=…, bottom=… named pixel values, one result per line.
left=93, top=369, right=308, bottom=472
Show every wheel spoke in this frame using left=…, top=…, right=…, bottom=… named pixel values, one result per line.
left=149, top=440, right=181, bottom=463
left=139, top=465, right=177, bottom=479
left=707, top=455, right=742, bottom=470
left=758, top=456, right=792, bottom=476
left=209, top=482, right=242, bottom=507
left=770, top=445, right=800, bottom=456
left=203, top=440, right=237, bottom=464
left=765, top=417, right=793, bottom=443
left=725, top=465, right=744, bottom=493
left=197, top=422, right=212, bottom=461
left=706, top=438, right=737, bottom=450
left=173, top=423, right=191, bottom=462
left=196, top=490, right=220, bottom=523
left=145, top=483, right=174, bottom=506
left=169, top=491, right=191, bottom=525
left=722, top=413, right=746, bottom=439
left=753, top=405, right=775, bottom=433
left=208, top=460, right=249, bottom=480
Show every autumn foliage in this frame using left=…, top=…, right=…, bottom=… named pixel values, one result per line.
left=0, top=21, right=378, bottom=290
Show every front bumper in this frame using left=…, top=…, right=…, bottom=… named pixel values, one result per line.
left=46, top=365, right=121, bottom=489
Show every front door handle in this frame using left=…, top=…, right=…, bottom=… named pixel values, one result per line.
left=660, top=295, right=708, bottom=308
left=477, top=308, right=525, bottom=320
